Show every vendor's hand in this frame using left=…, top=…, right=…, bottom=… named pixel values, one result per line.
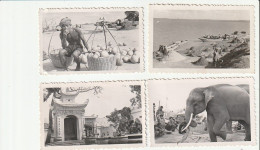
left=62, top=29, right=69, bottom=37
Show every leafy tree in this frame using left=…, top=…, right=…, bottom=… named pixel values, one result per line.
left=129, top=85, right=141, bottom=108
left=43, top=86, right=102, bottom=144
left=106, top=107, right=133, bottom=134
left=124, top=11, right=139, bottom=21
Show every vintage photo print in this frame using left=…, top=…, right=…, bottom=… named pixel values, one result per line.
left=40, top=81, right=145, bottom=149
left=39, top=8, right=143, bottom=74
left=148, top=78, right=255, bottom=146
left=149, top=5, right=255, bottom=73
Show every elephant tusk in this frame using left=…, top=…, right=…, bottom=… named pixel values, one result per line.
left=182, top=113, right=193, bottom=132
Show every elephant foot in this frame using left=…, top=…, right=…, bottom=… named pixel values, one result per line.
left=219, top=132, right=227, bottom=140
left=210, top=139, right=217, bottom=142
left=209, top=133, right=217, bottom=142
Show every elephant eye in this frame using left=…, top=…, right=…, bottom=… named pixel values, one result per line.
left=194, top=103, right=200, bottom=108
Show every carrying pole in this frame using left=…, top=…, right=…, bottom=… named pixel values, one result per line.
left=103, top=25, right=107, bottom=49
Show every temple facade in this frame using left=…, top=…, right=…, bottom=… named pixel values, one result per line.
left=52, top=88, right=88, bottom=142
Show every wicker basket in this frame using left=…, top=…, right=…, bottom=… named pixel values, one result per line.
left=87, top=55, right=116, bottom=71
left=49, top=49, right=74, bottom=68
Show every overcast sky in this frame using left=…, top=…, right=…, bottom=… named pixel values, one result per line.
left=42, top=11, right=126, bottom=26
left=154, top=10, right=250, bottom=21
left=149, top=78, right=250, bottom=114
left=42, top=85, right=136, bottom=123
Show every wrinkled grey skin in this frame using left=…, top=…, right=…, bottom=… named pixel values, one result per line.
left=184, top=84, right=250, bottom=142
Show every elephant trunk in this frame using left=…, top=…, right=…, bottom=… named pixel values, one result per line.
left=183, top=107, right=197, bottom=131
left=182, top=113, right=193, bottom=132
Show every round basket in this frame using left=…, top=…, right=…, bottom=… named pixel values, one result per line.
left=87, top=55, right=116, bottom=71
left=49, top=49, right=74, bottom=68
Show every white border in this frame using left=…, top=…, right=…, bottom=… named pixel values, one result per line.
left=0, top=1, right=258, bottom=150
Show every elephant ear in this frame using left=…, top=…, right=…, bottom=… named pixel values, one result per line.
left=203, top=88, right=215, bottom=106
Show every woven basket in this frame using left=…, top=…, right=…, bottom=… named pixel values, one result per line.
left=49, top=49, right=74, bottom=68
left=87, top=55, right=116, bottom=71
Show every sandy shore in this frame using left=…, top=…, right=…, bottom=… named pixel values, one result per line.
left=42, top=25, right=141, bottom=72
left=153, top=33, right=250, bottom=69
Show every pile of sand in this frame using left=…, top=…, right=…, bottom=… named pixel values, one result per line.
left=166, top=50, right=186, bottom=62
left=192, top=56, right=209, bottom=66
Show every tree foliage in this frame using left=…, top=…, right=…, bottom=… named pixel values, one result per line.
left=129, top=85, right=141, bottom=108
left=124, top=11, right=139, bottom=21
left=106, top=107, right=133, bottom=134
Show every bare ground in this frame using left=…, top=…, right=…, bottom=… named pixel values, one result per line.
left=155, top=130, right=247, bottom=143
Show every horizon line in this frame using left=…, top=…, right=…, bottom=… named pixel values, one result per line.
left=154, top=18, right=250, bottom=22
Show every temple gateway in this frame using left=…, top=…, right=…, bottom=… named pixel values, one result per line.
left=52, top=89, right=88, bottom=141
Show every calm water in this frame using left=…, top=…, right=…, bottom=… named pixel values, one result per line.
left=153, top=19, right=250, bottom=51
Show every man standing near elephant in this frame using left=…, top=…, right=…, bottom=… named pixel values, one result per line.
left=156, top=106, right=165, bottom=129
left=156, top=106, right=164, bottom=122
left=59, top=17, right=89, bottom=71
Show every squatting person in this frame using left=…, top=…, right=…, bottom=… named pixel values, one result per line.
left=59, top=17, right=89, bottom=71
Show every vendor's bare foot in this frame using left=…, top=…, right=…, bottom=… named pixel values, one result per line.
left=75, top=67, right=80, bottom=71
left=75, top=64, right=80, bottom=71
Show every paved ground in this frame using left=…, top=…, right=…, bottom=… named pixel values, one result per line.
left=47, top=140, right=85, bottom=146
left=155, top=130, right=247, bottom=143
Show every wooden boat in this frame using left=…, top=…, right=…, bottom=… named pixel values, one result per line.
left=198, top=38, right=223, bottom=42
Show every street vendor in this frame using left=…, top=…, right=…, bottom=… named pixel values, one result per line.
left=58, top=17, right=89, bottom=71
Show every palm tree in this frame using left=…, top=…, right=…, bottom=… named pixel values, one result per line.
left=43, top=86, right=102, bottom=145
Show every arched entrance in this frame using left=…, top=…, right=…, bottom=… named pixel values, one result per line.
left=64, top=115, right=78, bottom=141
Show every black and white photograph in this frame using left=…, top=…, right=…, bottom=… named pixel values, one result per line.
left=148, top=78, right=255, bottom=145
left=40, top=8, right=143, bottom=74
left=40, top=82, right=144, bottom=148
left=150, top=5, right=254, bottom=73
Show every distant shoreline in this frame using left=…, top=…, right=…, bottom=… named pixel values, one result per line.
left=153, top=18, right=250, bottom=22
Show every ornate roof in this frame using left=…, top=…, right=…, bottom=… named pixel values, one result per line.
left=60, top=88, right=80, bottom=96
left=53, top=98, right=89, bottom=109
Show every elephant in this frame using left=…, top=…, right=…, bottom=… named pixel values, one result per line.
left=182, top=84, right=250, bottom=142
left=236, top=84, right=250, bottom=94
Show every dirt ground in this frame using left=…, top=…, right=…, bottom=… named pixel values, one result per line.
left=42, top=25, right=141, bottom=72
left=155, top=130, right=247, bottom=143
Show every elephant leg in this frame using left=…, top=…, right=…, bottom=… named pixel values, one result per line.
left=207, top=114, right=217, bottom=142
left=212, top=112, right=228, bottom=141
left=238, top=120, right=251, bottom=141
left=226, top=121, right=233, bottom=133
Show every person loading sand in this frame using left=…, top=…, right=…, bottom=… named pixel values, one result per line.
left=58, top=17, right=89, bottom=71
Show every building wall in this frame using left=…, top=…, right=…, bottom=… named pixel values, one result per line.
left=99, top=126, right=116, bottom=138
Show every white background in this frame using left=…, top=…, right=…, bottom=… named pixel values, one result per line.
left=0, top=0, right=259, bottom=150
